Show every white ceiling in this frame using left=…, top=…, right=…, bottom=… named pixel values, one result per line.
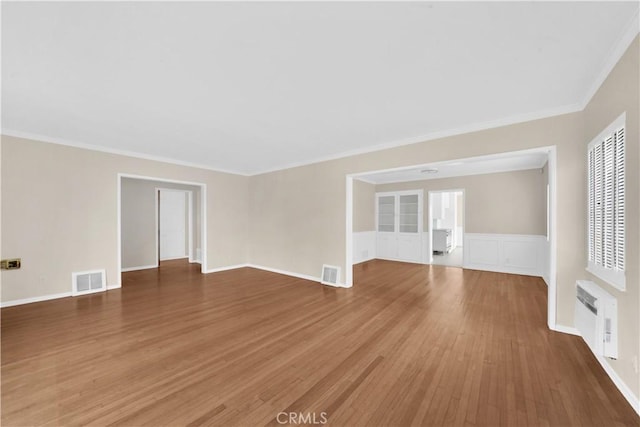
left=2, top=2, right=638, bottom=175
left=359, top=150, right=549, bottom=184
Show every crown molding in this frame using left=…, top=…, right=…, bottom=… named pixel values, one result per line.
left=579, top=8, right=639, bottom=109
left=248, top=102, right=581, bottom=176
left=0, top=129, right=250, bottom=177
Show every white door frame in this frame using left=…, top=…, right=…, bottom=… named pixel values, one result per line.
left=428, top=188, right=465, bottom=266
left=117, top=173, right=207, bottom=285
left=346, top=145, right=558, bottom=330
left=156, top=188, right=193, bottom=262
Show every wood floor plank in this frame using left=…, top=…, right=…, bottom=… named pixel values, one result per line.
left=2, top=259, right=638, bottom=426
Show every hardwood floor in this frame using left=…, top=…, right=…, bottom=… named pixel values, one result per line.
left=2, top=259, right=638, bottom=426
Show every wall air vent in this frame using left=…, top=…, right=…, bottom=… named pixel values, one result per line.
left=72, top=269, right=106, bottom=296
left=321, top=264, right=341, bottom=286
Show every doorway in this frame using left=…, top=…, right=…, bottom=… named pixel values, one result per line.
left=117, top=174, right=207, bottom=280
left=428, top=190, right=464, bottom=267
left=346, top=145, right=558, bottom=330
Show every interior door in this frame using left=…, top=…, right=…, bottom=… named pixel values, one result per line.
left=159, top=190, right=187, bottom=261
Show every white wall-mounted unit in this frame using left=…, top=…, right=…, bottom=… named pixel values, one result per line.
left=72, top=269, right=106, bottom=296
left=575, top=280, right=618, bottom=359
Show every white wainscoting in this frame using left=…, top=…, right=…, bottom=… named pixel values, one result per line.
left=455, top=226, right=464, bottom=247
left=542, top=238, right=551, bottom=286
left=353, top=231, right=376, bottom=264
left=463, top=233, right=546, bottom=277
left=423, top=232, right=431, bottom=264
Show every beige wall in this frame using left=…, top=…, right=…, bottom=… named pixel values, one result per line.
left=583, top=36, right=639, bottom=399
left=376, top=169, right=547, bottom=235
left=0, top=137, right=249, bottom=302
left=121, top=178, right=201, bottom=270
left=353, top=179, right=376, bottom=232
left=248, top=111, right=583, bottom=326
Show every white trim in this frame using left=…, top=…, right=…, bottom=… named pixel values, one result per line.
left=201, top=185, right=207, bottom=273
left=345, top=176, right=354, bottom=287
left=550, top=324, right=580, bottom=336
left=203, top=264, right=249, bottom=274
left=367, top=163, right=547, bottom=186
left=248, top=264, right=350, bottom=288
left=158, top=256, right=189, bottom=261
left=586, top=264, right=626, bottom=292
left=548, top=145, right=558, bottom=330
left=249, top=103, right=580, bottom=176
left=187, top=190, right=194, bottom=262
left=593, top=354, right=640, bottom=416
left=117, top=175, right=122, bottom=288
left=587, top=112, right=626, bottom=151
left=121, top=264, right=158, bottom=273
left=248, top=264, right=318, bottom=282
left=348, top=146, right=554, bottom=179
left=579, top=10, right=640, bottom=109
left=1, top=292, right=73, bottom=308
left=155, top=188, right=159, bottom=265
left=1, top=129, right=247, bottom=176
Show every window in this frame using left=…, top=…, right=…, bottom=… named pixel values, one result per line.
left=587, top=113, right=625, bottom=290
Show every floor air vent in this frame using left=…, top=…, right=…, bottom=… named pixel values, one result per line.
left=321, top=264, right=341, bottom=286
left=72, top=270, right=106, bottom=296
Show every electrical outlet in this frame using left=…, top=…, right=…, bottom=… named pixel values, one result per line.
left=1, top=258, right=21, bottom=270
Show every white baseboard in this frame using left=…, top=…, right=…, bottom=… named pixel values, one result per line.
left=1, top=291, right=72, bottom=308
left=552, top=323, right=639, bottom=415
left=594, top=354, right=640, bottom=416
left=159, top=256, right=189, bottom=261
left=121, top=264, right=158, bottom=272
left=203, top=263, right=250, bottom=274
left=550, top=324, right=580, bottom=336
left=376, top=257, right=427, bottom=266
left=247, top=264, right=350, bottom=288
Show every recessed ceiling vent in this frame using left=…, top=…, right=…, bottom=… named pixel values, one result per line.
left=72, top=269, right=106, bottom=296
left=321, top=264, right=341, bottom=286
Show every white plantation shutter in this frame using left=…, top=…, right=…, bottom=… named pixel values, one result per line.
left=614, top=127, right=625, bottom=271
left=587, top=114, right=625, bottom=290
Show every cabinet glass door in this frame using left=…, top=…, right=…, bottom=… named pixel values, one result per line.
left=399, top=194, right=419, bottom=233
left=377, top=195, right=396, bottom=232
